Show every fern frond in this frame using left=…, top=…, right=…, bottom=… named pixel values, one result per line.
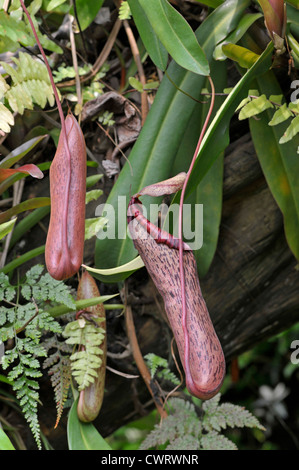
left=0, top=264, right=76, bottom=449
left=63, top=319, right=105, bottom=391
left=43, top=334, right=73, bottom=428
left=203, top=400, right=266, bottom=432
left=200, top=430, right=238, bottom=450
left=144, top=353, right=180, bottom=386
left=119, top=1, right=131, bottom=20
left=21, top=264, right=75, bottom=309
left=0, top=52, right=56, bottom=132
left=140, top=394, right=265, bottom=450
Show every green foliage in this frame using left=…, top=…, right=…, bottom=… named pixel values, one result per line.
left=63, top=316, right=105, bottom=391
left=140, top=394, right=265, bottom=450
left=144, top=353, right=180, bottom=386
left=0, top=52, right=55, bottom=133
left=43, top=334, right=72, bottom=428
left=237, top=91, right=299, bottom=150
left=119, top=1, right=131, bottom=20
left=0, top=1, right=61, bottom=54
left=0, top=265, right=75, bottom=449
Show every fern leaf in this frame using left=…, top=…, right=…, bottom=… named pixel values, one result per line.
left=166, top=435, right=200, bottom=450
left=119, top=1, right=131, bottom=20
left=202, top=396, right=265, bottom=432
left=21, top=265, right=75, bottom=309
left=0, top=52, right=56, bottom=123
left=239, top=94, right=274, bottom=120
left=144, top=352, right=180, bottom=385
left=0, top=103, right=14, bottom=133
left=63, top=319, right=105, bottom=391
left=200, top=430, right=238, bottom=450
left=268, top=103, right=293, bottom=126
left=43, top=334, right=73, bottom=427
left=279, top=114, right=299, bottom=144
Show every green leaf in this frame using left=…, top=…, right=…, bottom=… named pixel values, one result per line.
left=193, top=0, right=224, bottom=7
left=83, top=256, right=145, bottom=283
left=70, top=0, right=105, bottom=32
left=279, top=114, right=299, bottom=144
left=0, top=197, right=50, bottom=224
left=239, top=94, right=274, bottom=120
left=0, top=103, right=14, bottom=133
left=169, top=59, right=227, bottom=277
left=249, top=70, right=299, bottom=260
left=128, top=76, right=144, bottom=93
left=46, top=0, right=68, bottom=9
left=138, top=0, right=210, bottom=76
left=268, top=103, right=293, bottom=126
left=85, top=189, right=103, bottom=204
left=0, top=427, right=15, bottom=450
left=176, top=43, right=274, bottom=209
left=0, top=219, right=16, bottom=241
left=85, top=217, right=108, bottom=240
left=47, top=294, right=120, bottom=318
left=67, top=398, right=112, bottom=450
left=128, top=0, right=168, bottom=71
left=94, top=0, right=251, bottom=281
left=221, top=43, right=260, bottom=68
left=213, top=12, right=263, bottom=61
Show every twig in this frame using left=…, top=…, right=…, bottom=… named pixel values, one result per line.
left=69, top=13, right=82, bottom=121
left=123, top=19, right=149, bottom=125
left=124, top=283, right=168, bottom=419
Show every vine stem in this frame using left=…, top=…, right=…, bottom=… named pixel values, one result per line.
left=178, top=75, right=215, bottom=393
left=19, top=0, right=72, bottom=262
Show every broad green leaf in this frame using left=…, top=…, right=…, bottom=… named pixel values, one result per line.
left=0, top=428, right=15, bottom=451
left=193, top=0, right=224, bottom=7
left=181, top=42, right=274, bottom=200
left=239, top=94, right=274, bottom=120
left=0, top=197, right=50, bottom=224
left=279, top=114, right=299, bottom=143
left=249, top=71, right=299, bottom=260
left=128, top=0, right=168, bottom=71
left=268, top=103, right=293, bottom=126
left=0, top=219, right=16, bottom=241
left=221, top=43, right=260, bottom=68
left=138, top=0, right=210, bottom=76
left=170, top=59, right=227, bottom=278
left=94, top=0, right=251, bottom=280
left=214, top=13, right=263, bottom=61
left=67, top=397, right=112, bottom=450
left=70, top=0, right=105, bottom=31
